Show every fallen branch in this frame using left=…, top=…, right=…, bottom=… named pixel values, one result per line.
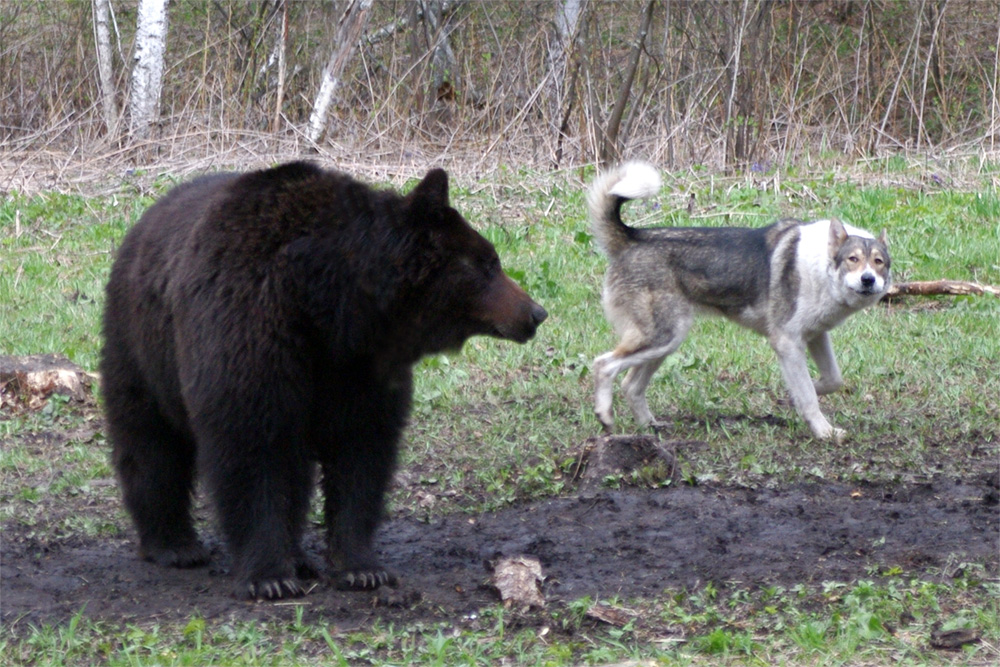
left=884, top=280, right=1000, bottom=299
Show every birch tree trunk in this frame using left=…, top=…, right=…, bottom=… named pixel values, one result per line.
left=128, top=0, right=169, bottom=141
left=93, top=0, right=118, bottom=135
left=306, top=0, right=373, bottom=144
left=272, top=0, right=288, bottom=132
left=549, top=0, right=585, bottom=166
left=548, top=0, right=584, bottom=116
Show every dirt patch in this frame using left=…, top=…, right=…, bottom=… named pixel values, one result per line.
left=3, top=367, right=997, bottom=633
left=3, top=467, right=997, bottom=633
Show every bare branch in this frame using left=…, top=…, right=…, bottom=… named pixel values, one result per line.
left=599, top=0, right=655, bottom=167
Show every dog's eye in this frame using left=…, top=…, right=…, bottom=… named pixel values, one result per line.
left=847, top=255, right=860, bottom=264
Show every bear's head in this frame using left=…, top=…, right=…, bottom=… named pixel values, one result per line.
left=401, top=169, right=548, bottom=353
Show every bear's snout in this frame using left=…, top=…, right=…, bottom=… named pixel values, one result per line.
left=504, top=298, right=547, bottom=343
left=478, top=272, right=547, bottom=343
left=524, top=301, right=548, bottom=338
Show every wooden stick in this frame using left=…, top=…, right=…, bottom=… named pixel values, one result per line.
left=885, top=280, right=1000, bottom=298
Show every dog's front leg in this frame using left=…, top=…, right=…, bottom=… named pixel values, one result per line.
left=770, top=333, right=846, bottom=443
left=808, top=332, right=844, bottom=395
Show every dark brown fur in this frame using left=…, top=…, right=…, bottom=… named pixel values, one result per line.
left=101, top=162, right=546, bottom=599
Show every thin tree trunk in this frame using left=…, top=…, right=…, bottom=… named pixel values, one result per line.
left=723, top=0, right=750, bottom=165
left=878, top=0, right=926, bottom=149
left=93, top=0, right=118, bottom=136
left=307, top=0, right=373, bottom=144
left=548, top=0, right=584, bottom=116
left=272, top=0, right=288, bottom=133
left=128, top=0, right=168, bottom=141
left=550, top=0, right=586, bottom=167
left=599, top=0, right=655, bottom=167
left=917, top=0, right=948, bottom=149
left=993, top=9, right=1000, bottom=154
left=421, top=0, right=458, bottom=100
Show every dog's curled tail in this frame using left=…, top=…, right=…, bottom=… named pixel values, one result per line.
left=587, top=161, right=662, bottom=258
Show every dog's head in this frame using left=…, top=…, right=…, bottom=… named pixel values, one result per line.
left=828, top=219, right=891, bottom=301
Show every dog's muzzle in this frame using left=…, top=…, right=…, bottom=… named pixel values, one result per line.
left=857, top=271, right=883, bottom=295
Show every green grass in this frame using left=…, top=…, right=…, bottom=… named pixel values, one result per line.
left=2, top=163, right=998, bottom=665
left=1, top=187, right=155, bottom=369
left=4, top=576, right=996, bottom=665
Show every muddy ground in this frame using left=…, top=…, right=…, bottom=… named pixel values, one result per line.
left=3, top=451, right=997, bottom=634
left=2, top=360, right=998, bottom=634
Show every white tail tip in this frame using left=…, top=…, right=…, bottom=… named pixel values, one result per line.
left=608, top=161, right=661, bottom=200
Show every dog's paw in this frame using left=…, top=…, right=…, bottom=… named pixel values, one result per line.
left=596, top=412, right=615, bottom=434
left=809, top=419, right=846, bottom=444
left=812, top=425, right=847, bottom=444
left=813, top=378, right=844, bottom=396
left=648, top=420, right=671, bottom=436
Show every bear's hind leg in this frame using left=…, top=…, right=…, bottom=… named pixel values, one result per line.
left=106, top=384, right=208, bottom=568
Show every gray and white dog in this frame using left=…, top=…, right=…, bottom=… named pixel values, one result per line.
left=589, top=162, right=891, bottom=443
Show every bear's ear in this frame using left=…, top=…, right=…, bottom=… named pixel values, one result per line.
left=408, top=168, right=450, bottom=210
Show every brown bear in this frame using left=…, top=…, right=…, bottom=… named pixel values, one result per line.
left=100, top=162, right=547, bottom=599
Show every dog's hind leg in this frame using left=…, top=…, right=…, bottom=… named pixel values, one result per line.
left=622, top=358, right=668, bottom=428
left=594, top=350, right=628, bottom=432
left=594, top=313, right=690, bottom=432
left=807, top=333, right=844, bottom=395
left=595, top=346, right=674, bottom=432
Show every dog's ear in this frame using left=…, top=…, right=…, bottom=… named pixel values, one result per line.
left=828, top=218, right=849, bottom=258
left=878, top=228, right=889, bottom=247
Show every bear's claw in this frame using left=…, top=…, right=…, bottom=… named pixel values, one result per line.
left=336, top=569, right=397, bottom=591
left=244, top=577, right=305, bottom=600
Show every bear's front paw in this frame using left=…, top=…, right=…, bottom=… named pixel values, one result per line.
left=241, top=577, right=306, bottom=600
left=140, top=541, right=210, bottom=569
left=336, top=568, right=398, bottom=591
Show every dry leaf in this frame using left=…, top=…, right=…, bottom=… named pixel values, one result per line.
left=491, top=555, right=545, bottom=608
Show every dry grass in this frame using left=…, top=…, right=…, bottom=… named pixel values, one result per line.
left=3, top=130, right=997, bottom=202
left=3, top=1, right=1000, bottom=198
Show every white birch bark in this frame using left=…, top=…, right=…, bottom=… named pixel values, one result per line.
left=129, top=0, right=169, bottom=140
left=93, top=0, right=119, bottom=135
left=307, top=0, right=373, bottom=144
left=272, top=0, right=288, bottom=132
left=548, top=0, right=584, bottom=112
